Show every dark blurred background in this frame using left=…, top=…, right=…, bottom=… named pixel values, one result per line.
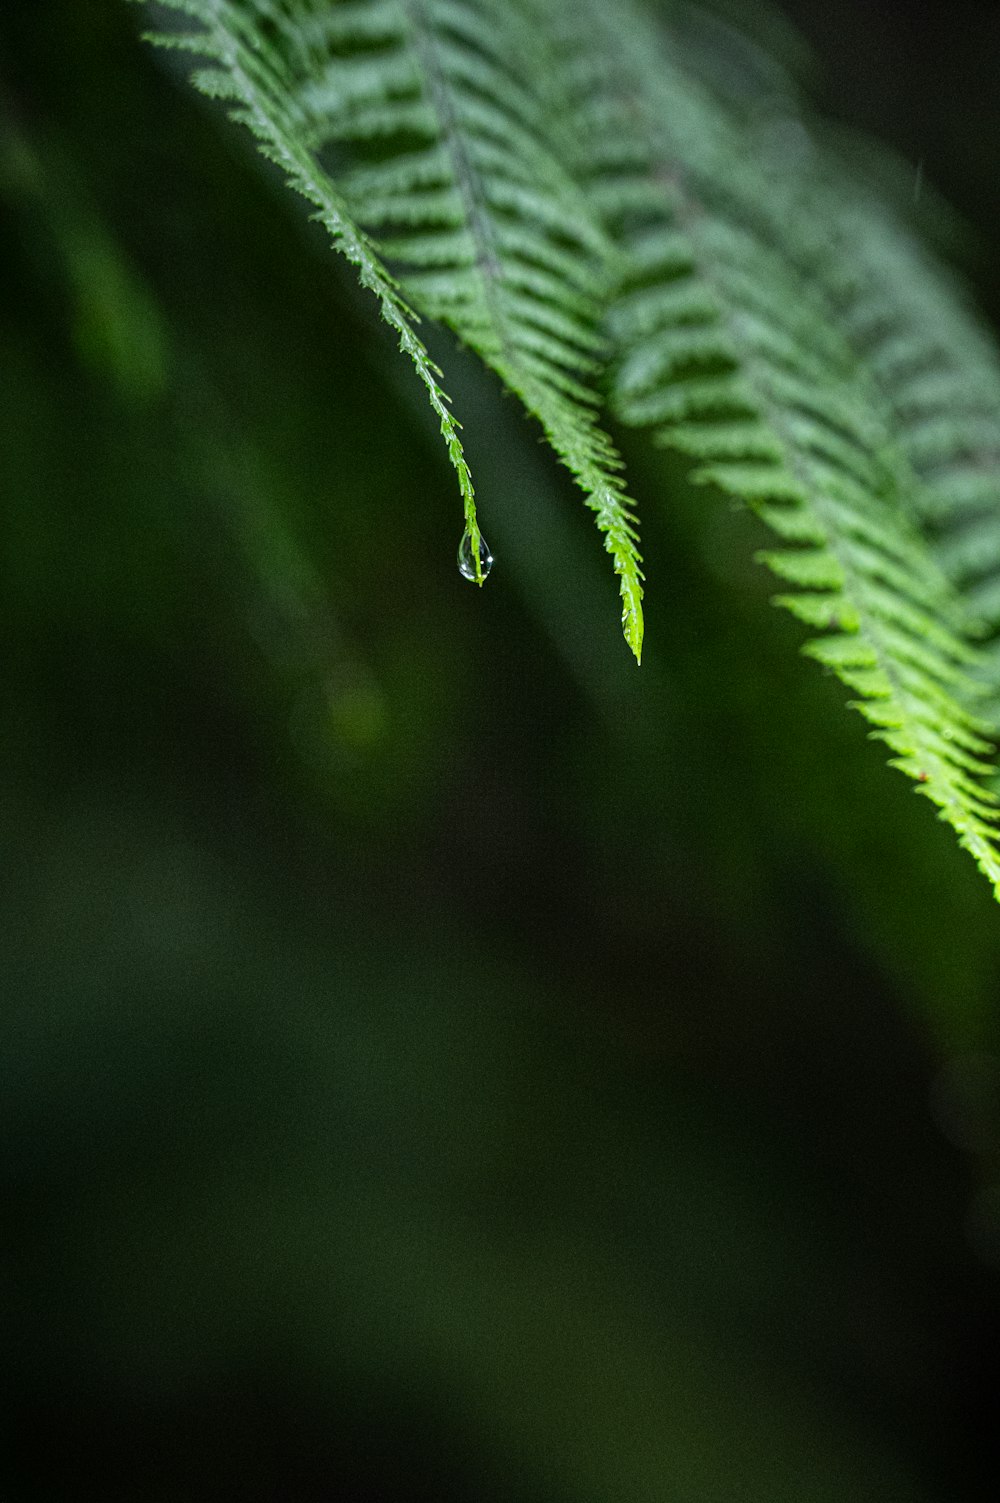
left=3, top=2, right=1000, bottom=1498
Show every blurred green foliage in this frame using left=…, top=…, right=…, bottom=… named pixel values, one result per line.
left=3, top=3, right=1000, bottom=1499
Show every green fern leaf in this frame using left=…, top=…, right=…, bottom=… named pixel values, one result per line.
left=140, top=0, right=495, bottom=580
left=809, top=190, right=1000, bottom=720
left=549, top=0, right=1000, bottom=893
left=134, top=0, right=1000, bottom=896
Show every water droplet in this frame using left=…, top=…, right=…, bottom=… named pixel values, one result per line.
left=457, top=527, right=493, bottom=583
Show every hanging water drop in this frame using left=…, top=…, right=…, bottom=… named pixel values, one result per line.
left=457, top=526, right=494, bottom=583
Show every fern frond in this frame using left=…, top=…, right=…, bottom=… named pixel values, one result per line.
left=135, top=0, right=1000, bottom=895
left=653, top=1, right=1000, bottom=717
left=549, top=0, right=1000, bottom=891
left=141, top=0, right=644, bottom=656
left=810, top=192, right=1000, bottom=710
left=140, top=0, right=494, bottom=578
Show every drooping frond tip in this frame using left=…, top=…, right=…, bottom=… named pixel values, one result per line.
left=141, top=0, right=486, bottom=602
left=140, top=0, right=644, bottom=659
